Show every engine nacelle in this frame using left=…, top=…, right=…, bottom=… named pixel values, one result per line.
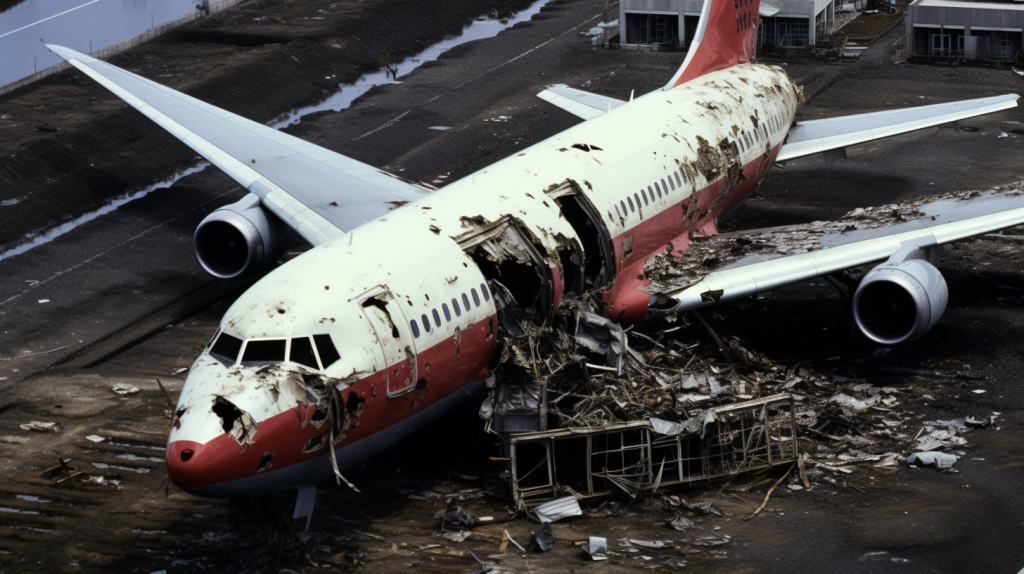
left=852, top=247, right=947, bottom=345
left=193, top=194, right=290, bottom=279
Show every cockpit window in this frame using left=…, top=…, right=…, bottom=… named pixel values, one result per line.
left=241, top=339, right=286, bottom=366
left=313, top=334, right=341, bottom=368
left=210, top=332, right=243, bottom=365
left=289, top=336, right=319, bottom=370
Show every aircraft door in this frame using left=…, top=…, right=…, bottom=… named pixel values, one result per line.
left=359, top=289, right=418, bottom=398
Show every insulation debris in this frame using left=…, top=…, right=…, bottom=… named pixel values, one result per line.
left=643, top=183, right=1024, bottom=296
left=533, top=496, right=583, bottom=523
left=20, top=421, right=59, bottom=432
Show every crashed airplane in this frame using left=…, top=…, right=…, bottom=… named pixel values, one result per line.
left=46, top=0, right=1019, bottom=502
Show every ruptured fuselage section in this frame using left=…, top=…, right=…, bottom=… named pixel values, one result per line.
left=167, top=64, right=802, bottom=496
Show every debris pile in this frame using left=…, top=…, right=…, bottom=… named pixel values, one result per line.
left=483, top=271, right=1000, bottom=506
left=643, top=183, right=1024, bottom=296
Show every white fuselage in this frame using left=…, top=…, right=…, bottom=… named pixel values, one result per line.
left=166, top=63, right=802, bottom=496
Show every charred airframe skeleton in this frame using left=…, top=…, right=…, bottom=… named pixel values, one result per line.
left=48, top=0, right=1019, bottom=501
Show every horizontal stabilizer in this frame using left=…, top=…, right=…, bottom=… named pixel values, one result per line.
left=537, top=84, right=627, bottom=120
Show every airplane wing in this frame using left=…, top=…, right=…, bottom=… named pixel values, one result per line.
left=47, top=45, right=429, bottom=246
left=537, top=84, right=627, bottom=120
left=645, top=186, right=1024, bottom=312
left=776, top=94, right=1019, bottom=162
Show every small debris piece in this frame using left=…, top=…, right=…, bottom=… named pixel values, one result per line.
left=744, top=464, right=793, bottom=521
left=534, top=496, right=582, bottom=523
left=438, top=504, right=475, bottom=528
left=111, top=384, right=140, bottom=395
left=681, top=499, right=723, bottom=517
left=629, top=539, right=668, bottom=549
left=587, top=536, right=608, bottom=560
left=907, top=451, right=957, bottom=469
left=20, top=421, right=59, bottom=432
left=42, top=458, right=85, bottom=483
left=85, top=435, right=105, bottom=443
left=428, top=126, right=451, bottom=131
left=504, top=529, right=526, bottom=552
left=669, top=515, right=695, bottom=531
left=440, top=531, right=471, bottom=543
left=344, top=547, right=365, bottom=565
left=534, top=523, right=556, bottom=552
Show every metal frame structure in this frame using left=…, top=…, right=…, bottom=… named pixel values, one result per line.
left=506, top=394, right=799, bottom=508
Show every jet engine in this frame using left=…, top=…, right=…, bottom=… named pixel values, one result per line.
left=852, top=246, right=947, bottom=345
left=193, top=194, right=290, bottom=279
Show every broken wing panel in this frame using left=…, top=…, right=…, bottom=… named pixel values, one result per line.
left=777, top=94, right=1019, bottom=162
left=650, top=187, right=1024, bottom=312
left=537, top=84, right=627, bottom=120
left=47, top=45, right=428, bottom=243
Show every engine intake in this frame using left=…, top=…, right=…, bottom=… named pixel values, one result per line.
left=193, top=194, right=290, bottom=279
left=852, top=246, right=947, bottom=345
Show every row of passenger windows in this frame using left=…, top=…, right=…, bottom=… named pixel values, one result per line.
left=734, top=112, right=786, bottom=154
left=613, top=168, right=689, bottom=222
left=610, top=110, right=787, bottom=224
left=209, top=331, right=341, bottom=370
left=410, top=283, right=490, bottom=338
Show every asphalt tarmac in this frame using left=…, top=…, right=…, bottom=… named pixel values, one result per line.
left=1, top=0, right=1024, bottom=572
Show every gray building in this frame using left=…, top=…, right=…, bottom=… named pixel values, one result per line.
left=905, top=0, right=1024, bottom=60
left=619, top=0, right=836, bottom=48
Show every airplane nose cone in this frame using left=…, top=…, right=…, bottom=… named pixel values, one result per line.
left=165, top=439, right=215, bottom=490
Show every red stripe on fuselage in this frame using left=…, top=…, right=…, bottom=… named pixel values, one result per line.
left=167, top=314, right=496, bottom=490
left=603, top=143, right=780, bottom=323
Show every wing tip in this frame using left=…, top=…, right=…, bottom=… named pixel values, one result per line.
left=45, top=44, right=95, bottom=64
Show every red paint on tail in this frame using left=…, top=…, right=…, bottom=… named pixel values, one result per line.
left=667, top=0, right=760, bottom=88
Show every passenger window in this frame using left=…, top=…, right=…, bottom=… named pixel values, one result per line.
left=627, top=197, right=635, bottom=212
left=432, top=309, right=441, bottom=327
left=471, top=288, right=480, bottom=307
left=411, top=320, right=420, bottom=338
left=313, top=334, right=341, bottom=367
left=641, top=188, right=648, bottom=204
left=241, top=339, right=286, bottom=366
left=421, top=315, right=431, bottom=333
left=289, top=336, right=319, bottom=370
left=462, top=293, right=471, bottom=310
left=614, top=204, right=622, bottom=218
left=620, top=200, right=628, bottom=216
left=668, top=177, right=675, bottom=191
left=660, top=179, right=667, bottom=195
left=442, top=303, right=451, bottom=321
left=633, top=193, right=641, bottom=210
left=674, top=173, right=682, bottom=187
left=210, top=332, right=243, bottom=365
left=481, top=283, right=490, bottom=301
left=452, top=298, right=461, bottom=317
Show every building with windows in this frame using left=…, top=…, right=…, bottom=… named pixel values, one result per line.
left=619, top=0, right=836, bottom=49
left=905, top=0, right=1024, bottom=61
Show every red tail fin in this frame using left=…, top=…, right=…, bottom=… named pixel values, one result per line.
left=665, top=0, right=760, bottom=89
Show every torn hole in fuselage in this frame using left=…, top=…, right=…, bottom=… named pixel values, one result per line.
left=212, top=396, right=258, bottom=446
left=551, top=192, right=614, bottom=292
left=362, top=296, right=400, bottom=339
left=257, top=452, right=274, bottom=472
left=455, top=217, right=554, bottom=335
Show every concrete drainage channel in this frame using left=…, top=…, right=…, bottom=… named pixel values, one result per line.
left=0, top=0, right=552, bottom=265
